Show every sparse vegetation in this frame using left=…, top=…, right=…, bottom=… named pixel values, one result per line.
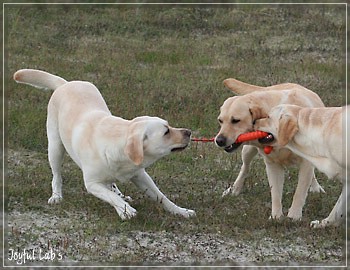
left=4, top=3, right=347, bottom=267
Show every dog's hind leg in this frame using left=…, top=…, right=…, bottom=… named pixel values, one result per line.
left=222, top=145, right=258, bottom=197
left=310, top=184, right=345, bottom=228
left=308, top=172, right=325, bottom=193
left=47, top=119, right=65, bottom=204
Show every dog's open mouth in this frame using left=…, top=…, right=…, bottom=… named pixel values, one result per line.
left=258, top=133, right=275, bottom=144
left=171, top=144, right=188, bottom=152
left=224, top=142, right=242, bottom=153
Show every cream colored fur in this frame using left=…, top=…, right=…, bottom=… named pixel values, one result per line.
left=217, top=78, right=325, bottom=220
left=255, top=105, right=349, bottom=227
left=14, top=69, right=195, bottom=220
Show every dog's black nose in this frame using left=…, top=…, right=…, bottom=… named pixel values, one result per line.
left=215, top=135, right=227, bottom=147
left=183, top=129, right=192, bottom=137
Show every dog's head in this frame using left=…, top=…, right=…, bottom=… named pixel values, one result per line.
left=254, top=105, right=299, bottom=147
left=215, top=96, right=267, bottom=152
left=125, top=116, right=191, bottom=166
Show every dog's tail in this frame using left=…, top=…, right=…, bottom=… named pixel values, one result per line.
left=223, top=78, right=301, bottom=95
left=13, top=69, right=68, bottom=90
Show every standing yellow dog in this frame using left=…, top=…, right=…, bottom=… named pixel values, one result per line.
left=216, top=78, right=325, bottom=221
left=255, top=105, right=348, bottom=227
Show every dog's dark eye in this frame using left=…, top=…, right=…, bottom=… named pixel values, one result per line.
left=164, top=128, right=170, bottom=136
left=218, top=119, right=223, bottom=124
left=231, top=118, right=240, bottom=124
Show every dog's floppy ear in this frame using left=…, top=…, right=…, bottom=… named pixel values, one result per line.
left=249, top=106, right=268, bottom=123
left=124, top=122, right=144, bottom=166
left=278, top=114, right=298, bottom=146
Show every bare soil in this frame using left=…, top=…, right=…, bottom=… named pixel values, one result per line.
left=6, top=208, right=344, bottom=267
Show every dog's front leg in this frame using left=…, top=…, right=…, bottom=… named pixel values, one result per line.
left=110, top=183, right=133, bottom=202
left=265, top=159, right=285, bottom=219
left=288, top=159, right=314, bottom=220
left=222, top=145, right=258, bottom=197
left=131, top=170, right=196, bottom=218
left=85, top=181, right=137, bottom=220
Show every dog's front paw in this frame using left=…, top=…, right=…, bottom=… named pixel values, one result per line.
left=174, top=208, right=196, bottom=218
left=310, top=219, right=331, bottom=228
left=310, top=220, right=322, bottom=228
left=222, top=184, right=242, bottom=197
left=222, top=187, right=232, bottom=197
left=116, top=204, right=137, bottom=220
left=269, top=212, right=284, bottom=220
left=287, top=209, right=302, bottom=221
left=48, top=194, right=62, bottom=204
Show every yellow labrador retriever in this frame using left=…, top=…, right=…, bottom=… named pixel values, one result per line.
left=255, top=105, right=348, bottom=227
left=216, top=78, right=325, bottom=220
left=13, top=69, right=196, bottom=220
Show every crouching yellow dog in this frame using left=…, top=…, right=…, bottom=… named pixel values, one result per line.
left=14, top=69, right=196, bottom=220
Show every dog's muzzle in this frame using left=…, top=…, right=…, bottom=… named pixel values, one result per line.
left=215, top=135, right=241, bottom=153
left=171, top=129, right=192, bottom=152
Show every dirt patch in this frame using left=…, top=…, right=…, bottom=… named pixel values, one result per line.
left=5, top=149, right=346, bottom=267
left=6, top=210, right=344, bottom=267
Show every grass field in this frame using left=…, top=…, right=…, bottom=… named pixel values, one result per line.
left=4, top=3, right=347, bottom=266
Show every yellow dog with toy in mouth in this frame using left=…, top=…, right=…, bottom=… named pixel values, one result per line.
left=216, top=78, right=325, bottom=221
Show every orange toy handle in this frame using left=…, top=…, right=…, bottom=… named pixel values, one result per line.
left=191, top=131, right=274, bottom=155
left=263, top=145, right=273, bottom=155
left=235, top=131, right=274, bottom=155
left=235, top=130, right=269, bottom=143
